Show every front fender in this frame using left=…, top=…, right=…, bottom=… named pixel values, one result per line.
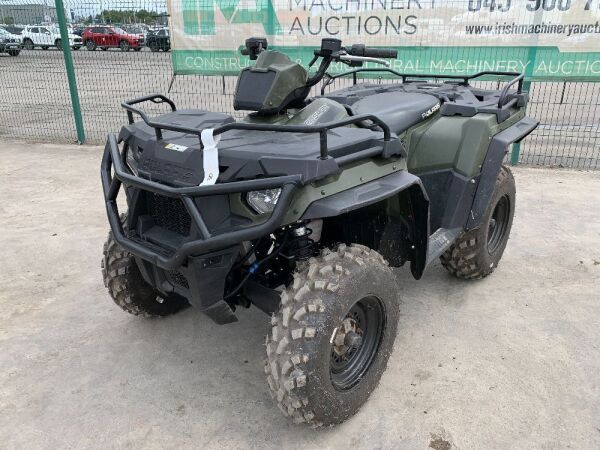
left=301, top=170, right=430, bottom=279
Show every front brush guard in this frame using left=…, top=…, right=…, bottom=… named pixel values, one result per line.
left=101, top=133, right=302, bottom=271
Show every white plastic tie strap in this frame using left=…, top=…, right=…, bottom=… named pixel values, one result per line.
left=200, top=129, right=221, bottom=186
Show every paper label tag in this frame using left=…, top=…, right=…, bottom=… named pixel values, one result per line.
left=164, top=143, right=188, bottom=152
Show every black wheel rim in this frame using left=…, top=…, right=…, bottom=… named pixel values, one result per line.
left=329, top=295, right=385, bottom=391
left=487, top=194, right=510, bottom=254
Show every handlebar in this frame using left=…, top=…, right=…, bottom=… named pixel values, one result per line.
left=344, top=44, right=398, bottom=59
left=306, top=39, right=398, bottom=87
left=241, top=37, right=398, bottom=88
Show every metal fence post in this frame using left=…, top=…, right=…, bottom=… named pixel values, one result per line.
left=54, top=0, right=85, bottom=144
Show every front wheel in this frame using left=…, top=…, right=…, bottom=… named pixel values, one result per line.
left=72, top=46, right=80, bottom=51
left=265, top=244, right=399, bottom=426
left=101, top=217, right=189, bottom=317
left=119, top=40, right=131, bottom=51
left=8, top=50, right=20, bottom=56
left=55, top=38, right=62, bottom=50
left=85, top=40, right=96, bottom=51
left=23, top=39, right=34, bottom=50
left=440, top=165, right=516, bottom=279
left=149, top=41, right=159, bottom=52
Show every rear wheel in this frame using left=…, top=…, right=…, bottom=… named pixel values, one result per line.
left=265, top=244, right=399, bottom=426
left=440, top=165, right=516, bottom=279
left=149, top=41, right=159, bottom=52
left=101, top=216, right=189, bottom=317
left=72, top=46, right=80, bottom=51
left=42, top=46, right=48, bottom=50
left=85, top=40, right=96, bottom=51
left=23, top=39, right=34, bottom=50
left=8, top=50, right=20, bottom=56
left=55, top=38, right=62, bottom=50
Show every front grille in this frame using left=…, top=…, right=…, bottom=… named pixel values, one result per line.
left=147, top=193, right=192, bottom=236
left=167, top=270, right=189, bottom=289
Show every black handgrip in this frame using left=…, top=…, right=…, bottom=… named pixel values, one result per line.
left=346, top=44, right=397, bottom=59
left=363, top=48, right=398, bottom=59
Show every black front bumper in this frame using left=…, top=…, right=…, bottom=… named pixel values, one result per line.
left=101, top=134, right=301, bottom=323
left=101, top=133, right=301, bottom=270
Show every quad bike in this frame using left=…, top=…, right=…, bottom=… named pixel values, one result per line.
left=101, top=37, right=538, bottom=425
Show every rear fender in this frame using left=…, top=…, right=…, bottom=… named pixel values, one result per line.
left=467, top=117, right=538, bottom=229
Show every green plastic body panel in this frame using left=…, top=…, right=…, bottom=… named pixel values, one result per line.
left=406, top=108, right=526, bottom=178
left=233, top=101, right=526, bottom=227
left=230, top=156, right=407, bottom=226
left=235, top=50, right=308, bottom=113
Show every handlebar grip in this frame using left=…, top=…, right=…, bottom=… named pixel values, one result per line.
left=363, top=48, right=398, bottom=59
left=346, top=44, right=397, bottom=59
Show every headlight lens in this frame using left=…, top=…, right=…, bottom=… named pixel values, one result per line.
left=247, top=189, right=281, bottom=214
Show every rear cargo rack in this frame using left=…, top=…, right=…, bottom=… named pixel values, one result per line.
left=121, top=94, right=397, bottom=160
left=321, top=69, right=526, bottom=122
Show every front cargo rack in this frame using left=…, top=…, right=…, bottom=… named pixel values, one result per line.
left=103, top=93, right=405, bottom=270
left=121, top=94, right=399, bottom=160
left=102, top=133, right=302, bottom=269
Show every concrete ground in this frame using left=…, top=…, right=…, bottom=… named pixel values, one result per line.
left=0, top=140, right=599, bottom=449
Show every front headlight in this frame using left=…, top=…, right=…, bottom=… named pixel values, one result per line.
left=247, top=188, right=281, bottom=214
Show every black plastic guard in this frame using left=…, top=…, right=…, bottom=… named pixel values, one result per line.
left=302, top=170, right=426, bottom=218
left=301, top=170, right=430, bottom=279
left=135, top=246, right=240, bottom=324
left=467, top=116, right=539, bottom=229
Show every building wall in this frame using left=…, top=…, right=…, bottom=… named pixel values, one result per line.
left=0, top=4, right=57, bottom=25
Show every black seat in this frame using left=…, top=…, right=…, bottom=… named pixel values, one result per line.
left=351, top=91, right=440, bottom=135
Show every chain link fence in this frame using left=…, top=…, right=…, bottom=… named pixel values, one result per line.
left=0, top=0, right=599, bottom=169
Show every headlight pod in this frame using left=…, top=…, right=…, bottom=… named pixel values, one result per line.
left=246, top=188, right=281, bottom=214
left=125, top=146, right=140, bottom=176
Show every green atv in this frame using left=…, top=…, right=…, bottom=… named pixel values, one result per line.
left=101, top=37, right=538, bottom=425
